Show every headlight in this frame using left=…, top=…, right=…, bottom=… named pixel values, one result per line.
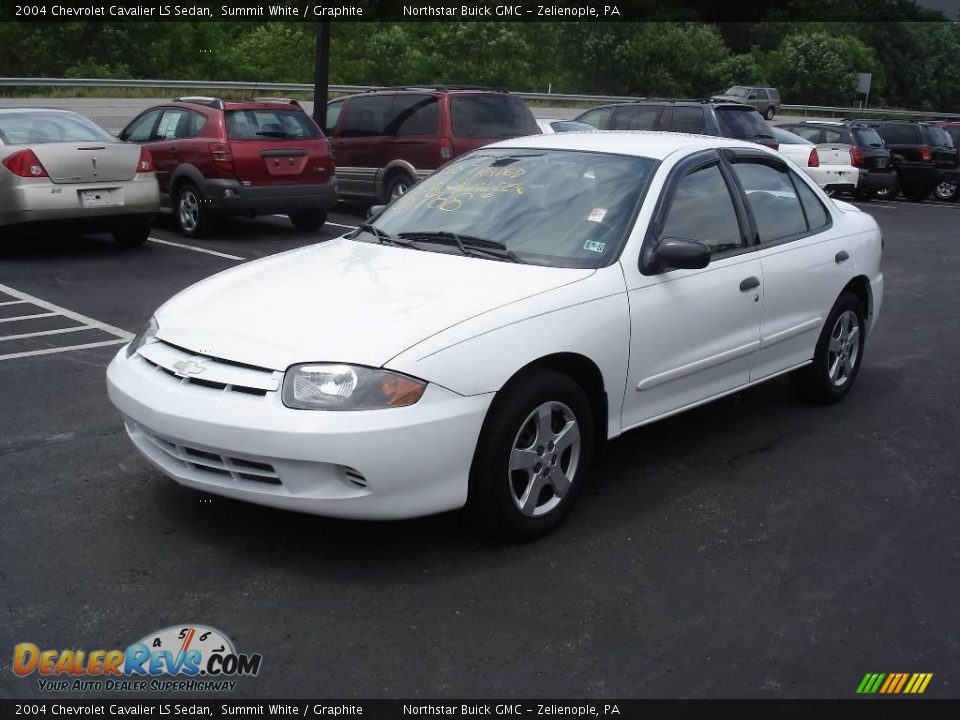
left=282, top=363, right=427, bottom=410
left=126, top=316, right=159, bottom=358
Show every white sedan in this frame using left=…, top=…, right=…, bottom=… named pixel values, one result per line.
left=772, top=126, right=859, bottom=197
left=107, top=132, right=883, bottom=540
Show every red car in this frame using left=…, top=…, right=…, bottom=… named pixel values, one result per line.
left=120, top=97, right=338, bottom=237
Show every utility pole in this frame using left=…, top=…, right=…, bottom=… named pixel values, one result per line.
left=313, top=22, right=331, bottom=127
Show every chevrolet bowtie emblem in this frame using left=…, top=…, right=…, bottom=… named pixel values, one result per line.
left=172, top=360, right=206, bottom=377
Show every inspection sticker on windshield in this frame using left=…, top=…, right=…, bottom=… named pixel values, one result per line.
left=583, top=240, right=606, bottom=253
left=587, top=208, right=607, bottom=223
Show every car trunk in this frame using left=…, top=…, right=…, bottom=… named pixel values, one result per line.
left=814, top=143, right=852, bottom=167
left=229, top=140, right=333, bottom=186
left=33, top=143, right=141, bottom=184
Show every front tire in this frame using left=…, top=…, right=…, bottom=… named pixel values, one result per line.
left=289, top=210, right=327, bottom=232
left=764, top=106, right=776, bottom=120
left=467, top=370, right=594, bottom=541
left=175, top=182, right=211, bottom=238
left=791, top=292, right=866, bottom=404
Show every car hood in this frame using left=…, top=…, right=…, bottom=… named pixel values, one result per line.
left=154, top=237, right=594, bottom=372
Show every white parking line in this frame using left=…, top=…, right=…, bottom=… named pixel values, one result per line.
left=0, top=283, right=133, bottom=361
left=147, top=237, right=245, bottom=261
left=0, top=300, right=28, bottom=307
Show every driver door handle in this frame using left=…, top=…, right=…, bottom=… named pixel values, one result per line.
left=740, top=276, right=760, bottom=292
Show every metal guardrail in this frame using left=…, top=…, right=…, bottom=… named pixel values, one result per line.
left=1, top=78, right=959, bottom=119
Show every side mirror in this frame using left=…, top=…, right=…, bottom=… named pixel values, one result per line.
left=649, top=237, right=711, bottom=272
left=366, top=204, right=386, bottom=221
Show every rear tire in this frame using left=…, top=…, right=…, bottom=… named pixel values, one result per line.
left=852, top=188, right=875, bottom=201
left=289, top=210, right=327, bottom=232
left=933, top=180, right=957, bottom=202
left=467, top=369, right=594, bottom=541
left=791, top=292, right=866, bottom=405
left=175, top=182, right=212, bottom=238
left=386, top=174, right=414, bottom=203
left=874, top=181, right=899, bottom=201
left=113, top=223, right=151, bottom=247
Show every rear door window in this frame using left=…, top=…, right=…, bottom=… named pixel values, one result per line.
left=668, top=107, right=706, bottom=134
left=715, top=107, right=772, bottom=142
left=610, top=105, right=662, bottom=130
left=755, top=89, right=769, bottom=100
left=226, top=109, right=321, bottom=140
left=339, top=95, right=394, bottom=138
left=882, top=123, right=920, bottom=144
left=156, top=109, right=189, bottom=141
left=386, top=94, right=439, bottom=137
left=449, top=95, right=538, bottom=138
left=731, top=161, right=808, bottom=244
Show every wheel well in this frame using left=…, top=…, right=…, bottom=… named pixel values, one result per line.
left=843, top=275, right=871, bottom=319
left=511, top=353, right=609, bottom=455
left=384, top=167, right=413, bottom=188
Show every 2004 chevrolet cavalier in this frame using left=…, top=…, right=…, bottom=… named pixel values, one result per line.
left=107, top=132, right=883, bottom=539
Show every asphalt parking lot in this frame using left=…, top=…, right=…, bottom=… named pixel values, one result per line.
left=1, top=197, right=958, bottom=700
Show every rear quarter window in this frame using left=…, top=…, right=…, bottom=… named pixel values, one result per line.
left=450, top=95, right=538, bottom=138
left=852, top=128, right=884, bottom=148
left=668, top=107, right=706, bottom=134
left=226, top=109, right=320, bottom=140
left=923, top=125, right=954, bottom=147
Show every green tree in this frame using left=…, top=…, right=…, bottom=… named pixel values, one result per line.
left=772, top=30, right=879, bottom=106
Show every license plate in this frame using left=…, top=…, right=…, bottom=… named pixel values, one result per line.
left=876, top=159, right=888, bottom=168
left=79, top=189, right=119, bottom=208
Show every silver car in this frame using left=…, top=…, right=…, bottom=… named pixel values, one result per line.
left=711, top=86, right=781, bottom=120
left=0, top=109, right=160, bottom=246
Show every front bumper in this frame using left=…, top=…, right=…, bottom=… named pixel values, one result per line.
left=106, top=347, right=492, bottom=520
left=198, top=177, right=339, bottom=217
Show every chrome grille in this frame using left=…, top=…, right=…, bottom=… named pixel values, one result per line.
left=138, top=426, right=281, bottom=486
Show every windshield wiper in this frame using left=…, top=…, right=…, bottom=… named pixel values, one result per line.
left=397, top=231, right=521, bottom=263
left=353, top=223, right=419, bottom=249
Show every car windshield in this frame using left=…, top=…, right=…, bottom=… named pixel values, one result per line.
left=853, top=128, right=884, bottom=148
left=450, top=96, right=539, bottom=138
left=0, top=112, right=117, bottom=145
left=726, top=86, right=750, bottom=98
left=225, top=109, right=321, bottom=140
left=365, top=149, right=658, bottom=269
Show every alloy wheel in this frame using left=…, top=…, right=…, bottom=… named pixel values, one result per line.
left=827, top=310, right=860, bottom=387
left=508, top=401, right=581, bottom=518
left=178, top=189, right=199, bottom=232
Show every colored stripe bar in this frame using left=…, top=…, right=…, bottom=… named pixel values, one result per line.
left=856, top=673, right=874, bottom=693
left=892, top=673, right=910, bottom=693
left=867, top=673, right=886, bottom=693
left=879, top=674, right=896, bottom=694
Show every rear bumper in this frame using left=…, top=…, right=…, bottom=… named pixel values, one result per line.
left=1, top=175, right=160, bottom=238
left=856, top=170, right=899, bottom=193
left=805, top=166, right=859, bottom=190
left=198, top=177, right=339, bottom=216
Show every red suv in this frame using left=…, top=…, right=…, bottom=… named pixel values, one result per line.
left=324, top=87, right=539, bottom=203
left=120, top=97, right=338, bottom=237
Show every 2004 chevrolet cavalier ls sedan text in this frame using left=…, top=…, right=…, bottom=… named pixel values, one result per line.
left=107, top=132, right=883, bottom=540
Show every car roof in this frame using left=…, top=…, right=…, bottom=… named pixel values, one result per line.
left=0, top=108, right=85, bottom=116
left=484, top=130, right=776, bottom=161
